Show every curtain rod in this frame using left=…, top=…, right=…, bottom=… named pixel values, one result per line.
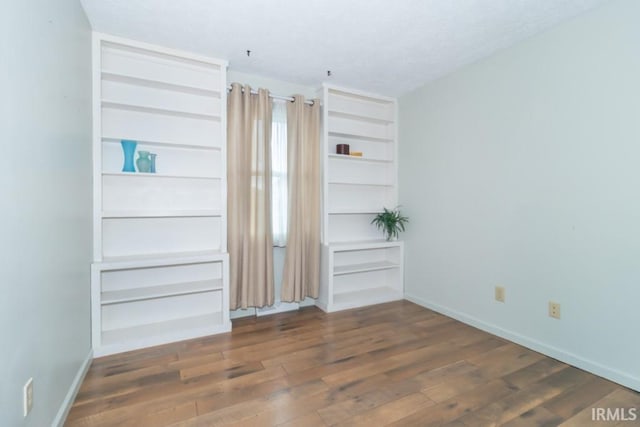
left=227, top=85, right=315, bottom=105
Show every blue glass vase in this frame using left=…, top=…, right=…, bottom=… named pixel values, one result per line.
left=136, top=151, right=152, bottom=173
left=121, top=140, right=137, bottom=172
left=149, top=153, right=157, bottom=173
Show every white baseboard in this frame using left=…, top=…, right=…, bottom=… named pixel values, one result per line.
left=256, top=301, right=300, bottom=317
left=315, top=300, right=328, bottom=313
left=52, top=349, right=93, bottom=427
left=404, top=293, right=640, bottom=392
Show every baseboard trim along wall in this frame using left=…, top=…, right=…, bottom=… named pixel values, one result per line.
left=404, top=293, right=640, bottom=392
left=52, top=349, right=93, bottom=427
left=256, top=301, right=300, bottom=317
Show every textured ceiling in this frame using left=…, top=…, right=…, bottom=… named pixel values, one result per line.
left=80, top=0, right=608, bottom=96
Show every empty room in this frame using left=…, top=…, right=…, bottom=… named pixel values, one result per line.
left=2, top=0, right=640, bottom=426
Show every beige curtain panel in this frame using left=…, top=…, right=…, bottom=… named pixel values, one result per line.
left=282, top=95, right=321, bottom=302
left=227, top=83, right=275, bottom=309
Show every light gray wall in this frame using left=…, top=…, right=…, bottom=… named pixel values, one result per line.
left=399, top=0, right=640, bottom=391
left=0, top=1, right=92, bottom=425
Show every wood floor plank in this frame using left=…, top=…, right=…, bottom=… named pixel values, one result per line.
left=67, top=366, right=287, bottom=426
left=318, top=372, right=423, bottom=425
left=542, top=375, right=620, bottom=420
left=423, top=368, right=490, bottom=403
left=67, top=301, right=640, bottom=427
left=318, top=359, right=481, bottom=425
left=321, top=325, right=489, bottom=387
left=193, top=376, right=290, bottom=415
left=457, top=366, right=592, bottom=426
left=559, top=389, right=640, bottom=427
left=500, top=406, right=564, bottom=427
left=502, top=357, right=568, bottom=389
left=389, top=379, right=517, bottom=427
left=175, top=380, right=331, bottom=426
left=168, top=351, right=225, bottom=371
left=384, top=336, right=507, bottom=382
left=334, top=392, right=435, bottom=427
left=276, top=327, right=416, bottom=374
left=468, top=343, right=546, bottom=378
left=116, top=401, right=198, bottom=427
left=178, top=357, right=260, bottom=380
left=277, top=411, right=327, bottom=427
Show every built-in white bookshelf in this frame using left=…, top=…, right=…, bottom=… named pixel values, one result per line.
left=317, top=85, right=403, bottom=312
left=91, top=33, right=230, bottom=356
left=318, top=241, right=404, bottom=312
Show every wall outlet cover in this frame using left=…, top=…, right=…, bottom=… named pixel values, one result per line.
left=549, top=301, right=561, bottom=319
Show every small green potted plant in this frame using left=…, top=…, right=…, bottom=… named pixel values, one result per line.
left=371, top=207, right=409, bottom=241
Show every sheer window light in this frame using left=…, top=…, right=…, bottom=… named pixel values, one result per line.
left=271, top=100, right=288, bottom=246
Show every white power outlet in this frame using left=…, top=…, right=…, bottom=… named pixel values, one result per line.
left=549, top=301, right=561, bottom=319
left=23, top=378, right=33, bottom=417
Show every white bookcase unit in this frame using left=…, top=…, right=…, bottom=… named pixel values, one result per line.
left=91, top=33, right=230, bottom=356
left=317, top=84, right=404, bottom=312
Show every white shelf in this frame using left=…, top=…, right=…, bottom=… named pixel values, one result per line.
left=330, top=240, right=403, bottom=251
left=327, top=86, right=395, bottom=104
left=328, top=131, right=393, bottom=143
left=102, top=279, right=223, bottom=305
left=93, top=34, right=230, bottom=357
left=328, top=154, right=392, bottom=163
left=319, top=84, right=401, bottom=314
left=102, top=209, right=222, bottom=218
left=101, top=312, right=225, bottom=347
left=102, top=171, right=221, bottom=180
left=327, top=209, right=381, bottom=215
left=328, top=181, right=393, bottom=187
left=332, top=287, right=403, bottom=310
left=99, top=250, right=226, bottom=270
left=102, top=136, right=222, bottom=151
left=328, top=110, right=393, bottom=125
left=334, top=261, right=400, bottom=276
left=102, top=71, right=221, bottom=97
left=102, top=100, right=221, bottom=121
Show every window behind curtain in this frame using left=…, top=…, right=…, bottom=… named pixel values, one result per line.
left=271, top=100, right=288, bottom=246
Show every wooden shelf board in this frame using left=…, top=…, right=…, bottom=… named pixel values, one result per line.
left=328, top=131, right=393, bottom=143
left=101, top=70, right=221, bottom=97
left=102, top=279, right=223, bottom=305
left=102, top=136, right=222, bottom=151
left=98, top=250, right=226, bottom=270
left=102, top=171, right=221, bottom=180
left=328, top=154, right=392, bottom=163
left=332, top=287, right=402, bottom=310
left=102, top=210, right=222, bottom=218
left=101, top=312, right=225, bottom=347
left=334, top=261, right=400, bottom=276
left=328, top=110, right=394, bottom=125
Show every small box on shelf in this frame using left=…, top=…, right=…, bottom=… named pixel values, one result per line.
left=336, top=143, right=350, bottom=155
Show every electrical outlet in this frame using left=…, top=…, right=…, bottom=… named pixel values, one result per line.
left=495, top=286, right=505, bottom=303
left=549, top=301, right=561, bottom=319
left=23, top=378, right=33, bottom=417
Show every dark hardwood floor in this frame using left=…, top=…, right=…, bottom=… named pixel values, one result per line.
left=66, top=301, right=639, bottom=426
